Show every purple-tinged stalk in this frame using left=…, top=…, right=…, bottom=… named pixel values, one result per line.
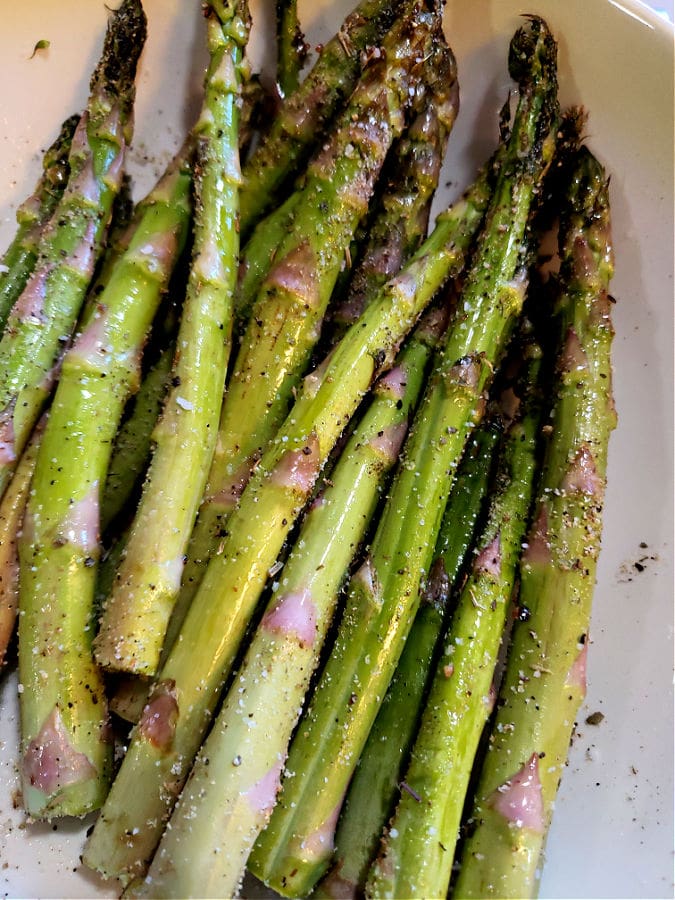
left=454, top=146, right=616, bottom=900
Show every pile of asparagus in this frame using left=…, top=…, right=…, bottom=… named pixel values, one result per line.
left=0, top=1, right=616, bottom=897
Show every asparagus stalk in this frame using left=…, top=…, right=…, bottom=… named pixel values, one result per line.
left=82, top=162, right=490, bottom=886
left=365, top=337, right=543, bottom=900
left=93, top=1, right=251, bottom=677
left=249, top=19, right=559, bottom=894
left=0, top=0, right=146, bottom=502
left=170, top=1, right=453, bottom=643
left=0, top=420, right=46, bottom=667
left=317, top=418, right=501, bottom=898
left=17, top=143, right=192, bottom=820
left=0, top=115, right=79, bottom=334
left=454, top=147, right=615, bottom=900
left=239, top=0, right=403, bottom=237
left=127, top=312, right=442, bottom=900
left=276, top=0, right=308, bottom=97
left=100, top=343, right=174, bottom=533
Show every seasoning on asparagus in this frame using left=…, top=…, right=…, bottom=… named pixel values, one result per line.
left=454, top=146, right=615, bottom=900
left=17, top=142, right=192, bottom=820
left=0, top=115, right=79, bottom=335
left=316, top=416, right=501, bottom=898
left=169, top=0, right=455, bottom=649
left=365, top=333, right=544, bottom=900
left=276, top=0, right=308, bottom=97
left=82, top=159, right=490, bottom=887
left=249, top=19, right=560, bottom=895
left=126, top=310, right=443, bottom=900
left=93, top=0, right=250, bottom=677
left=240, top=0, right=404, bottom=237
left=0, top=0, right=146, bottom=503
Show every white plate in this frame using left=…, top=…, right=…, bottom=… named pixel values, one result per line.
left=0, top=1, right=672, bottom=898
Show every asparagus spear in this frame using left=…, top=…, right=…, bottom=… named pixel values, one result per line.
left=240, top=0, right=403, bottom=237
left=276, top=0, right=308, bottom=97
left=170, top=0, right=453, bottom=645
left=317, top=418, right=501, bottom=898
left=365, top=337, right=543, bottom=900
left=249, top=19, right=559, bottom=894
left=127, top=312, right=443, bottom=900
left=0, top=0, right=146, bottom=502
left=17, top=142, right=192, bottom=820
left=0, top=420, right=46, bottom=668
left=93, top=0, right=251, bottom=677
left=82, top=161, right=490, bottom=886
left=454, top=147, right=615, bottom=900
left=0, top=115, right=79, bottom=334
left=100, top=343, right=174, bottom=534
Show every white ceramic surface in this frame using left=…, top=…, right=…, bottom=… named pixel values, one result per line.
left=0, top=2, right=672, bottom=898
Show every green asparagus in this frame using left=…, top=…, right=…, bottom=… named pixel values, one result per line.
left=0, top=0, right=146, bottom=502
left=82, top=160, right=490, bottom=887
left=454, top=146, right=615, bottom=900
left=0, top=420, right=45, bottom=667
left=239, top=0, right=403, bottom=237
left=17, top=140, right=192, bottom=821
left=317, top=416, right=501, bottom=898
left=365, top=337, right=543, bottom=899
left=170, top=0, right=452, bottom=646
left=249, top=18, right=559, bottom=894
left=94, top=0, right=250, bottom=677
left=0, top=115, right=79, bottom=334
left=276, top=0, right=308, bottom=97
